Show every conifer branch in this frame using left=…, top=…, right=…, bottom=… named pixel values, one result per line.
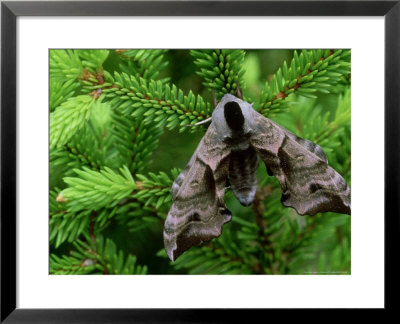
left=116, top=49, right=170, bottom=83
left=133, top=169, right=180, bottom=209
left=50, top=95, right=96, bottom=149
left=50, top=234, right=147, bottom=275
left=50, top=79, right=80, bottom=112
left=256, top=49, right=351, bottom=116
left=77, top=49, right=109, bottom=72
left=50, top=49, right=109, bottom=82
left=50, top=50, right=83, bottom=82
left=50, top=147, right=87, bottom=176
left=59, top=166, right=136, bottom=212
left=167, top=242, right=249, bottom=274
left=191, top=49, right=246, bottom=100
left=64, top=133, right=103, bottom=170
left=50, top=190, right=91, bottom=248
left=110, top=110, right=163, bottom=173
left=115, top=201, right=165, bottom=232
left=91, top=73, right=213, bottom=132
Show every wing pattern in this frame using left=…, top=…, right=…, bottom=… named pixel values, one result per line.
left=250, top=112, right=351, bottom=216
left=163, top=124, right=231, bottom=261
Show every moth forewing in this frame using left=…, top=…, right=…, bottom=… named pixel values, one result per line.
left=249, top=109, right=351, bottom=216
left=163, top=123, right=231, bottom=261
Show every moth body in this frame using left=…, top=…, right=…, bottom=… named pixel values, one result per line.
left=214, top=95, right=261, bottom=207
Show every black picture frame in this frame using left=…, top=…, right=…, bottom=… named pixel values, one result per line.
left=1, top=0, right=398, bottom=322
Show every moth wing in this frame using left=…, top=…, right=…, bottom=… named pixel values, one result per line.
left=268, top=119, right=328, bottom=163
left=164, top=123, right=231, bottom=261
left=170, top=142, right=200, bottom=201
left=250, top=112, right=351, bottom=216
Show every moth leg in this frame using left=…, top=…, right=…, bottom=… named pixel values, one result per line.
left=213, top=156, right=232, bottom=222
left=171, top=148, right=199, bottom=200
left=236, top=80, right=243, bottom=99
left=212, top=89, right=218, bottom=108
left=184, top=117, right=212, bottom=128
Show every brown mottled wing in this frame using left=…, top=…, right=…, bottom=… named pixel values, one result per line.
left=250, top=112, right=351, bottom=216
left=164, top=123, right=231, bottom=261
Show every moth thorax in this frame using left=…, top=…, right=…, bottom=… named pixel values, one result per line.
left=224, top=101, right=244, bottom=131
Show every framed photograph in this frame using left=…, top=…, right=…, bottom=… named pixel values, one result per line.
left=1, top=0, right=398, bottom=321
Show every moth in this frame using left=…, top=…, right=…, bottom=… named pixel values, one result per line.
left=164, top=93, right=351, bottom=261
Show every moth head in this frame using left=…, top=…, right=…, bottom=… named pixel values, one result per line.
left=212, top=93, right=255, bottom=137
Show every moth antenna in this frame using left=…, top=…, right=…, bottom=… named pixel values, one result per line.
left=212, top=89, right=218, bottom=108
left=236, top=81, right=243, bottom=99
left=185, top=117, right=212, bottom=127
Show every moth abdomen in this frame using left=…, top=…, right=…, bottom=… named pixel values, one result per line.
left=228, top=146, right=259, bottom=206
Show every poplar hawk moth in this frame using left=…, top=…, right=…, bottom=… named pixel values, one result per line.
left=163, top=93, right=351, bottom=261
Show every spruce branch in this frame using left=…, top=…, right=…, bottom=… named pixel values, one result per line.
left=50, top=95, right=96, bottom=149
left=284, top=212, right=350, bottom=274
left=50, top=147, right=87, bottom=177
left=50, top=100, right=118, bottom=171
left=76, top=49, right=109, bottom=72
left=59, top=166, right=136, bottom=212
left=133, top=169, right=180, bottom=209
left=256, top=49, right=351, bottom=116
left=109, top=110, right=163, bottom=173
left=49, top=79, right=80, bottom=112
left=66, top=129, right=104, bottom=169
left=50, top=190, right=91, bottom=248
left=249, top=185, right=274, bottom=274
left=50, top=49, right=109, bottom=82
left=115, top=201, right=165, bottom=232
left=307, top=88, right=350, bottom=149
left=91, top=72, right=213, bottom=132
left=117, top=49, right=170, bottom=83
left=50, top=234, right=147, bottom=275
left=50, top=104, right=115, bottom=175
left=164, top=241, right=250, bottom=274
left=191, top=49, right=246, bottom=100
left=50, top=50, right=83, bottom=82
